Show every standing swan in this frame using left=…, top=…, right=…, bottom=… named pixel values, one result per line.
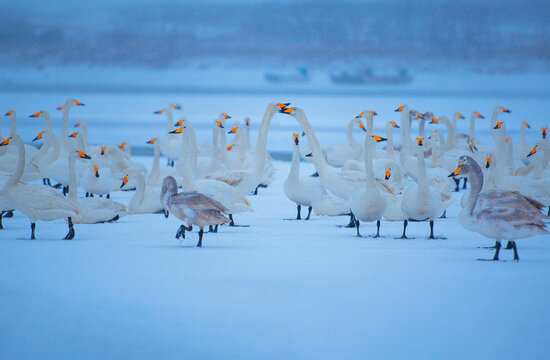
left=0, top=136, right=79, bottom=240
left=449, top=155, right=548, bottom=261
left=161, top=176, right=230, bottom=247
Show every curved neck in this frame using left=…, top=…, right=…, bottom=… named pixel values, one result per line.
left=253, top=105, right=277, bottom=176
left=439, top=117, right=455, bottom=152
left=68, top=151, right=78, bottom=203
left=430, top=133, right=439, bottom=168
left=490, top=106, right=501, bottom=141
left=418, top=118, right=426, bottom=138
left=464, top=164, right=484, bottom=215
left=165, top=108, right=174, bottom=133
left=416, top=145, right=428, bottom=190
left=451, top=113, right=460, bottom=139
left=43, top=111, right=53, bottom=131
left=288, top=143, right=300, bottom=181
left=5, top=136, right=25, bottom=190
left=506, top=138, right=514, bottom=168
left=346, top=118, right=362, bottom=149
left=9, top=112, right=16, bottom=137
left=520, top=123, right=527, bottom=148
left=468, top=111, right=477, bottom=141
left=385, top=123, right=394, bottom=159
left=129, top=172, right=146, bottom=209
left=363, top=135, right=376, bottom=186
left=294, top=110, right=329, bottom=174
left=148, top=141, right=160, bottom=184
left=399, top=108, right=411, bottom=151
left=81, top=122, right=89, bottom=148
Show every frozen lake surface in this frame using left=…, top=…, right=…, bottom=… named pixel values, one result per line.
left=1, top=155, right=549, bottom=359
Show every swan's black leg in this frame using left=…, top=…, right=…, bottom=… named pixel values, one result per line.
left=214, top=225, right=218, bottom=233
left=30, top=222, right=36, bottom=240
left=397, top=220, right=409, bottom=239
left=305, top=206, right=313, bottom=220
left=479, top=241, right=499, bottom=249
left=0, top=211, right=4, bottom=230
left=338, top=213, right=356, bottom=228
left=296, top=205, right=302, bottom=220
left=106, top=194, right=110, bottom=199
left=493, top=241, right=501, bottom=260
left=453, top=178, right=460, bottom=192
left=439, top=210, right=447, bottom=219
left=209, top=225, right=214, bottom=232
left=462, top=178, right=468, bottom=189
left=355, top=220, right=361, bottom=237
left=43, top=178, right=48, bottom=185
left=310, top=171, right=319, bottom=177
left=372, top=220, right=381, bottom=238
left=86, top=192, right=89, bottom=197
left=429, top=220, right=435, bottom=239
left=90, top=193, right=94, bottom=197
left=252, top=185, right=260, bottom=196
left=512, top=241, right=520, bottom=261
left=197, top=228, right=204, bottom=247
left=64, top=217, right=75, bottom=240
left=47, top=178, right=51, bottom=186
left=99, top=194, right=103, bottom=198
left=505, top=241, right=513, bottom=249
left=229, top=214, right=235, bottom=226
left=63, top=186, right=68, bottom=196
left=176, top=224, right=192, bottom=239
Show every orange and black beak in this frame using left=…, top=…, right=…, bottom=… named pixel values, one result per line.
left=485, top=157, right=492, bottom=168
left=524, top=122, right=531, bottom=129
left=216, top=121, right=224, bottom=129
left=391, top=122, right=400, bottom=128
left=416, top=138, right=424, bottom=146
left=458, top=113, right=465, bottom=119
left=245, top=119, right=250, bottom=126
left=359, top=122, right=367, bottom=132
left=172, top=104, right=181, bottom=110
left=154, top=109, right=164, bottom=114
left=277, top=103, right=290, bottom=110
left=57, top=106, right=64, bottom=110
left=163, top=209, right=169, bottom=218
left=0, top=137, right=12, bottom=146
left=119, top=143, right=126, bottom=150
left=305, top=152, right=313, bottom=157
left=469, top=141, right=478, bottom=152
left=355, top=111, right=364, bottom=119
left=169, top=127, right=183, bottom=134
left=29, top=112, right=41, bottom=118
left=384, top=170, right=391, bottom=180
left=527, top=145, right=537, bottom=157
left=542, top=127, right=547, bottom=139
left=372, top=135, right=387, bottom=143
left=74, top=121, right=82, bottom=128
left=280, top=107, right=295, bottom=114
left=4, top=110, right=13, bottom=116
left=293, top=133, right=299, bottom=145
left=76, top=150, right=91, bottom=160
left=94, top=167, right=100, bottom=178
left=223, top=113, right=231, bottom=119
left=476, top=112, right=485, bottom=119
left=371, top=110, right=378, bottom=116
left=448, top=168, right=462, bottom=177
left=228, top=126, right=238, bottom=134
left=394, top=105, right=404, bottom=112
left=174, top=119, right=184, bottom=127
left=68, top=132, right=78, bottom=138
left=494, top=122, right=502, bottom=129
left=146, top=138, right=156, bottom=144
left=501, top=107, right=511, bottom=113
left=429, top=116, right=439, bottom=124
left=100, top=146, right=106, bottom=155
left=33, top=132, right=44, bottom=141
left=120, top=175, right=128, bottom=188
left=75, top=100, right=85, bottom=106
left=227, top=144, right=234, bottom=151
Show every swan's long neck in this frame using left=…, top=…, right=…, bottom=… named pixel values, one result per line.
left=490, top=106, right=501, bottom=142
left=81, top=122, right=89, bottom=148
left=468, top=112, right=477, bottom=142
left=440, top=116, right=455, bottom=151
left=416, top=145, right=429, bottom=194
left=399, top=108, right=411, bottom=151
left=212, top=124, right=219, bottom=157
left=506, top=137, right=514, bottom=168
left=430, top=133, right=439, bottom=168
left=148, top=140, right=160, bottom=184
left=253, top=106, right=276, bottom=177
left=5, top=136, right=25, bottom=191
left=451, top=113, right=459, bottom=140
left=244, top=122, right=251, bottom=150
left=129, top=172, right=146, bottom=209
left=520, top=123, right=528, bottom=151
left=219, top=126, right=228, bottom=164
left=418, top=118, right=426, bottom=138
left=294, top=110, right=329, bottom=174
left=165, top=108, right=175, bottom=133
left=43, top=131, right=61, bottom=165
left=385, top=123, right=394, bottom=159
left=346, top=118, right=361, bottom=150
left=495, top=125, right=507, bottom=175
left=464, top=162, right=484, bottom=215
left=43, top=111, right=53, bottom=131
left=61, top=102, right=72, bottom=151
left=364, top=135, right=376, bottom=187
left=9, top=112, right=16, bottom=137
left=68, top=151, right=78, bottom=203
left=288, top=143, right=300, bottom=181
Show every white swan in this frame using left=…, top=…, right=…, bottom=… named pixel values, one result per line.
left=121, top=170, right=163, bottom=214
left=66, top=149, right=127, bottom=224
left=161, top=176, right=230, bottom=247
left=283, top=133, right=324, bottom=220
left=324, top=116, right=368, bottom=167
left=57, top=98, right=85, bottom=154
left=400, top=138, right=443, bottom=239
left=146, top=137, right=179, bottom=187
left=4, top=109, right=38, bottom=158
left=349, top=132, right=387, bottom=237
left=205, top=103, right=287, bottom=196
left=450, top=155, right=548, bottom=261
left=155, top=104, right=183, bottom=164
left=0, top=135, right=79, bottom=240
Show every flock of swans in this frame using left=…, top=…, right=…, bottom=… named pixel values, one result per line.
left=0, top=99, right=548, bottom=261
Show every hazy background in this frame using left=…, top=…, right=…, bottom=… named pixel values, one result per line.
left=2, top=0, right=549, bottom=72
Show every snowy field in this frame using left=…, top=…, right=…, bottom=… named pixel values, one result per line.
left=1, top=155, right=550, bottom=359
left=1, top=88, right=550, bottom=359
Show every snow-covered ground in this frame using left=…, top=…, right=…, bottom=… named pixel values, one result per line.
left=1, top=154, right=549, bottom=359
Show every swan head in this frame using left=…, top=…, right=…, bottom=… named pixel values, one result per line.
left=523, top=121, right=531, bottom=129
left=485, top=156, right=492, bottom=168
left=245, top=117, right=250, bottom=126
left=170, top=126, right=184, bottom=134
left=120, top=175, right=128, bottom=189
left=542, top=126, right=547, bottom=139
left=449, top=155, right=482, bottom=180
left=293, top=133, right=300, bottom=146
left=497, top=106, right=511, bottom=114
left=474, top=111, right=485, bottom=119
left=74, top=121, right=85, bottom=128
left=57, top=99, right=85, bottom=110
left=389, top=121, right=400, bottom=129
left=76, top=150, right=91, bottom=160
left=68, top=132, right=78, bottom=138
left=494, top=121, right=503, bottom=130
left=527, top=145, right=537, bottom=158
left=0, top=137, right=12, bottom=146
left=4, top=110, right=14, bottom=117
left=146, top=138, right=158, bottom=144
left=394, top=105, right=407, bottom=112
left=416, top=138, right=424, bottom=146
left=227, top=144, right=235, bottom=151
left=161, top=176, right=178, bottom=201
left=355, top=110, right=377, bottom=119
left=385, top=169, right=391, bottom=180
left=456, top=113, right=465, bottom=119
left=174, top=116, right=188, bottom=127
left=220, top=112, right=232, bottom=120
left=94, top=167, right=100, bottom=178
left=32, top=131, right=44, bottom=142
left=228, top=124, right=239, bottom=134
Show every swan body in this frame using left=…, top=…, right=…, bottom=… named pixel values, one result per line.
left=122, top=170, right=163, bottom=214
left=324, top=117, right=367, bottom=167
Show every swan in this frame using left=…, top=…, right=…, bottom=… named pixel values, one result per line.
left=349, top=132, right=387, bottom=237
left=324, top=116, right=367, bottom=167
left=4, top=110, right=38, bottom=158
left=518, top=121, right=532, bottom=162
left=66, top=149, right=127, bottom=224
left=146, top=137, right=179, bottom=187
left=383, top=121, right=400, bottom=160
left=178, top=123, right=252, bottom=227
left=155, top=104, right=182, bottom=165
left=57, top=98, right=85, bottom=154
left=489, top=105, right=511, bottom=143
left=452, top=112, right=468, bottom=142
left=450, top=155, right=548, bottom=261
left=0, top=135, right=79, bottom=240
left=400, top=138, right=443, bottom=239
left=161, top=176, right=230, bottom=247
left=121, top=170, right=163, bottom=214
left=29, top=110, right=53, bottom=131
left=205, top=103, right=287, bottom=196
left=283, top=133, right=324, bottom=220
left=81, top=160, right=121, bottom=198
